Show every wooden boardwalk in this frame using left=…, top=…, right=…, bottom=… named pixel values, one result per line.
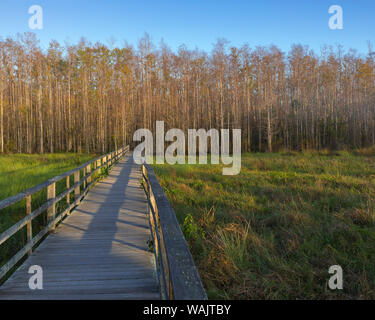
left=0, top=153, right=160, bottom=300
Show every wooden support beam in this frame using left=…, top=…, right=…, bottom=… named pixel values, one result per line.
left=47, top=182, right=56, bottom=231
left=26, top=195, right=32, bottom=256
left=83, top=168, right=86, bottom=189
left=74, top=170, right=80, bottom=199
left=87, top=164, right=91, bottom=184
left=66, top=176, right=70, bottom=205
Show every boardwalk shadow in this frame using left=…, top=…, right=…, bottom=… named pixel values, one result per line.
left=77, top=153, right=156, bottom=266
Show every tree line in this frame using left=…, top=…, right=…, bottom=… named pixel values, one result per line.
left=0, top=32, right=374, bottom=154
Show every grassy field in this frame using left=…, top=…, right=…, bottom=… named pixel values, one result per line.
left=0, top=153, right=96, bottom=275
left=153, top=149, right=375, bottom=299
left=0, top=153, right=95, bottom=202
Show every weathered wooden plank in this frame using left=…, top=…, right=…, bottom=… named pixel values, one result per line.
left=5, top=280, right=160, bottom=293
left=0, top=292, right=160, bottom=300
left=1, top=290, right=160, bottom=299
left=8, top=269, right=155, bottom=281
left=0, top=285, right=160, bottom=297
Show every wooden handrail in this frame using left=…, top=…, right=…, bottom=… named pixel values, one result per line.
left=141, top=164, right=207, bottom=300
left=0, top=145, right=130, bottom=281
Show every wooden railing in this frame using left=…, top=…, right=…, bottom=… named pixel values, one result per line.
left=0, top=145, right=130, bottom=281
left=141, top=164, right=207, bottom=300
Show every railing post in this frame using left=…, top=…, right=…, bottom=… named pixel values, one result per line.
left=143, top=166, right=149, bottom=214
left=66, top=176, right=70, bottom=205
left=26, top=195, right=32, bottom=256
left=87, top=164, right=91, bottom=184
left=83, top=167, right=86, bottom=189
left=47, top=182, right=56, bottom=230
left=74, top=170, right=80, bottom=200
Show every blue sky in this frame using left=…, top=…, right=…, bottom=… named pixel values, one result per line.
left=0, top=0, right=374, bottom=54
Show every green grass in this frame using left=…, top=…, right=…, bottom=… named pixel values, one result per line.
left=152, top=149, right=375, bottom=299
left=0, top=153, right=94, bottom=201
left=0, top=153, right=96, bottom=277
